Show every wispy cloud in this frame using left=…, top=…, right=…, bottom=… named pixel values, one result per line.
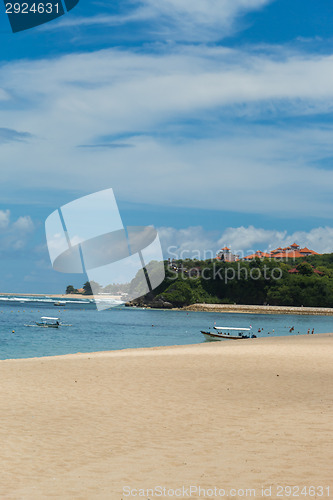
left=78, top=143, right=134, bottom=149
left=219, top=226, right=333, bottom=255
left=42, top=0, right=274, bottom=42
left=0, top=89, right=9, bottom=100
left=1, top=45, right=333, bottom=215
left=0, top=210, right=34, bottom=253
left=0, top=127, right=33, bottom=143
left=0, top=209, right=10, bottom=229
left=158, top=225, right=219, bottom=260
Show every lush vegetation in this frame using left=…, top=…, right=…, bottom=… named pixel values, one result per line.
left=66, top=253, right=333, bottom=308
left=65, top=281, right=104, bottom=295
left=147, top=254, right=333, bottom=308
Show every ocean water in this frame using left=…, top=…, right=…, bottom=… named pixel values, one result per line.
left=0, top=295, right=332, bottom=360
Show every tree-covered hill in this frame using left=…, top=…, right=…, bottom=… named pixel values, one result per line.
left=67, top=254, right=333, bottom=308
left=129, top=254, right=333, bottom=308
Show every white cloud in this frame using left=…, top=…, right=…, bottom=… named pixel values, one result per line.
left=0, top=210, right=35, bottom=252
left=12, top=215, right=34, bottom=232
left=0, top=209, right=10, bottom=229
left=218, top=226, right=333, bottom=255
left=0, top=89, right=9, bottom=100
left=158, top=226, right=219, bottom=260
left=129, top=0, right=272, bottom=41
left=1, top=46, right=333, bottom=216
left=279, top=227, right=333, bottom=255
left=159, top=225, right=333, bottom=259
left=217, top=226, right=288, bottom=254
left=45, top=0, right=273, bottom=42
left=4, top=47, right=333, bottom=122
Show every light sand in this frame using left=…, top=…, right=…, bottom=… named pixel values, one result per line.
left=185, top=303, right=333, bottom=315
left=0, top=335, right=332, bottom=499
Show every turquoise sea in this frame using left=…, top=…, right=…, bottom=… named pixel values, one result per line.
left=0, top=295, right=332, bottom=360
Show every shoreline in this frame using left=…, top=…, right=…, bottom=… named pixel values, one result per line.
left=2, top=292, right=333, bottom=316
left=0, top=332, right=332, bottom=497
left=184, top=302, right=333, bottom=315
left=1, top=332, right=332, bottom=363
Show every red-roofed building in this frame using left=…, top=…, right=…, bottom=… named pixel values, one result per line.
left=299, top=247, right=319, bottom=256
left=243, top=243, right=321, bottom=261
left=271, top=247, right=283, bottom=254
left=288, top=263, right=324, bottom=275
left=244, top=250, right=271, bottom=260
left=273, top=250, right=305, bottom=259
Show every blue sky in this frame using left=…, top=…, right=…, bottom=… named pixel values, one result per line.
left=1, top=0, right=333, bottom=292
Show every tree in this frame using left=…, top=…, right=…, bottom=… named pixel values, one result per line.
left=297, top=262, right=314, bottom=276
left=83, top=281, right=92, bottom=295
left=160, top=279, right=193, bottom=307
left=66, top=285, right=77, bottom=294
left=83, top=281, right=102, bottom=295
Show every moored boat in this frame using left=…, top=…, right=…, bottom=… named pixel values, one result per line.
left=201, top=326, right=256, bottom=341
left=24, top=317, right=73, bottom=328
left=35, top=317, right=60, bottom=328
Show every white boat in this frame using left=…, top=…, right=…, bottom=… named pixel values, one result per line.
left=35, top=316, right=60, bottom=328
left=201, top=326, right=256, bottom=341
left=25, top=317, right=72, bottom=328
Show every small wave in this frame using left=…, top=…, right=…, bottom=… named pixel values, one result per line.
left=0, top=296, right=92, bottom=304
left=94, top=298, right=124, bottom=305
left=0, top=297, right=54, bottom=303
left=0, top=297, right=31, bottom=302
left=62, top=300, right=92, bottom=304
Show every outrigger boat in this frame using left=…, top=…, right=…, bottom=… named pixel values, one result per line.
left=201, top=326, right=256, bottom=341
left=25, top=317, right=60, bottom=328
left=25, top=317, right=72, bottom=328
left=35, top=317, right=60, bottom=328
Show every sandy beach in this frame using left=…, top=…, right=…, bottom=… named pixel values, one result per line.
left=185, top=303, right=333, bottom=316
left=0, top=334, right=332, bottom=499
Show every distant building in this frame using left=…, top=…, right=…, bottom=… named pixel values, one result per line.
left=216, top=246, right=239, bottom=262
left=288, top=263, right=324, bottom=275
left=243, top=243, right=319, bottom=261
left=243, top=250, right=271, bottom=260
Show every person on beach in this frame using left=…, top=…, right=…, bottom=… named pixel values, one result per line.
left=312, top=328, right=314, bottom=334
left=307, top=329, right=310, bottom=334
